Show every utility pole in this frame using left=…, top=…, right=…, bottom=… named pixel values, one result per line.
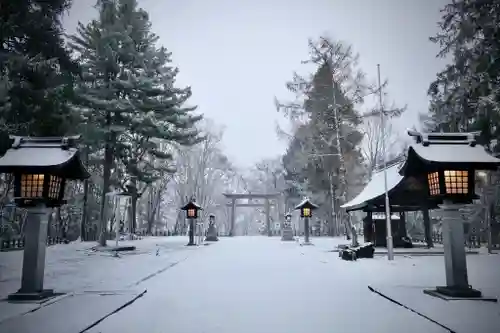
left=377, top=64, right=394, bottom=260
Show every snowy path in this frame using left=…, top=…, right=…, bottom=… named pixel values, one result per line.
left=0, top=237, right=197, bottom=299
left=88, top=237, right=450, bottom=333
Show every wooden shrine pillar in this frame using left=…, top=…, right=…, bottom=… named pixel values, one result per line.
left=363, top=211, right=373, bottom=243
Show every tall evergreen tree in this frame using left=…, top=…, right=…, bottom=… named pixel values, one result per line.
left=0, top=0, right=78, bottom=153
left=69, top=0, right=202, bottom=244
left=278, top=37, right=366, bottom=236
left=424, top=0, right=500, bottom=153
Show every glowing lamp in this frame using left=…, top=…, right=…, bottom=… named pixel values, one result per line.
left=0, top=136, right=89, bottom=208
left=294, top=198, right=318, bottom=218
left=181, top=199, right=202, bottom=219
left=426, top=169, right=472, bottom=199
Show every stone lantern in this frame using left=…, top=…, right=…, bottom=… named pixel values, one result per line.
left=295, top=198, right=318, bottom=245
left=281, top=212, right=294, bottom=241
left=181, top=198, right=202, bottom=246
left=400, top=130, right=500, bottom=298
left=0, top=136, right=89, bottom=300
left=205, top=214, right=219, bottom=242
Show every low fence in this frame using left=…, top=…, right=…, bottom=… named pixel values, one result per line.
left=0, top=236, right=67, bottom=252
left=410, top=233, right=443, bottom=244
left=411, top=232, right=500, bottom=249
left=136, top=230, right=172, bottom=237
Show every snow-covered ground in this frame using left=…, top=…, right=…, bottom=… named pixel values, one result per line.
left=1, top=236, right=499, bottom=333
left=83, top=236, right=500, bottom=333
left=0, top=236, right=198, bottom=299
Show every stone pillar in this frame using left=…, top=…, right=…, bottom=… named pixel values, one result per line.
left=9, top=206, right=54, bottom=300
left=187, top=218, right=195, bottom=245
left=281, top=214, right=294, bottom=241
left=303, top=216, right=311, bottom=244
left=229, top=199, right=236, bottom=236
left=205, top=216, right=219, bottom=241
left=435, top=200, right=481, bottom=297
left=265, top=199, right=271, bottom=237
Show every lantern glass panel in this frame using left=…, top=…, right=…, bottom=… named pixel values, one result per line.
left=48, top=175, right=63, bottom=199
left=20, top=174, right=44, bottom=198
left=302, top=207, right=311, bottom=217
left=187, top=208, right=196, bottom=218
left=444, top=170, right=468, bottom=194
left=427, top=171, right=440, bottom=196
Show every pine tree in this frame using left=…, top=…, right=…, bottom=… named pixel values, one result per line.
left=69, top=0, right=202, bottom=243
left=425, top=0, right=500, bottom=153
left=278, top=36, right=366, bottom=236
left=0, top=0, right=78, bottom=141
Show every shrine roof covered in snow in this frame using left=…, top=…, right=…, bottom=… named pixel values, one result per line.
left=341, top=163, right=403, bottom=212
left=341, top=158, right=439, bottom=213
left=343, top=130, right=500, bottom=214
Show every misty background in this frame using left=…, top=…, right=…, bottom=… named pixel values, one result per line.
left=63, top=0, right=450, bottom=168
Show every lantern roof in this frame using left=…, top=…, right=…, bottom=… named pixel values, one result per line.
left=0, top=135, right=90, bottom=180
left=294, top=197, right=318, bottom=210
left=181, top=200, right=202, bottom=211
left=399, top=130, right=500, bottom=177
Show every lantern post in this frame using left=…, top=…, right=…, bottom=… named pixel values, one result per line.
left=295, top=198, right=318, bottom=245
left=181, top=198, right=202, bottom=246
left=0, top=136, right=89, bottom=300
left=401, top=130, right=500, bottom=298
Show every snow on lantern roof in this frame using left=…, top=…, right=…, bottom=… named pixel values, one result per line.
left=341, top=163, right=403, bottom=212
left=0, top=135, right=89, bottom=180
left=181, top=200, right=202, bottom=211
left=399, top=130, right=500, bottom=176
left=294, top=197, right=318, bottom=210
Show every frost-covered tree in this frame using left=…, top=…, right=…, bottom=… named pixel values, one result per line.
left=277, top=36, right=367, bottom=236
left=171, top=121, right=234, bottom=234
left=69, top=0, right=202, bottom=244
left=0, top=0, right=78, bottom=142
left=422, top=0, right=500, bottom=233
left=423, top=0, right=500, bottom=152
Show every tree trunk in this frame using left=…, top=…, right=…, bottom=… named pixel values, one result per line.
left=422, top=207, right=433, bottom=248
left=130, top=176, right=138, bottom=234
left=328, top=172, right=336, bottom=236
left=98, top=112, right=113, bottom=246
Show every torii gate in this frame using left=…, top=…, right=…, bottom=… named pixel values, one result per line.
left=223, top=193, right=281, bottom=236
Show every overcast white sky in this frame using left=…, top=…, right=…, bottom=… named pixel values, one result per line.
left=63, top=0, right=449, bottom=168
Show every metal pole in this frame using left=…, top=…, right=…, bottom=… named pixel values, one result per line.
left=115, top=195, right=120, bottom=248
left=377, top=64, right=394, bottom=260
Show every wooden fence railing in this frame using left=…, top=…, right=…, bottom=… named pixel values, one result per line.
left=0, top=236, right=67, bottom=252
